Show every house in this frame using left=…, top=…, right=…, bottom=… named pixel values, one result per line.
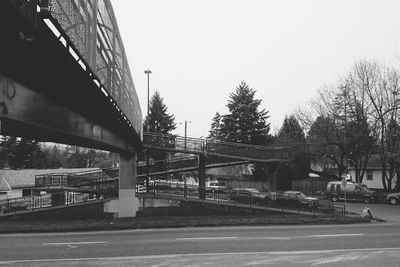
left=348, top=167, right=398, bottom=190
left=348, top=156, right=398, bottom=190
left=0, top=175, right=11, bottom=195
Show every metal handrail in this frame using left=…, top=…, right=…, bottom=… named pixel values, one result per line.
left=40, top=0, right=142, bottom=133
left=34, top=168, right=118, bottom=188
left=143, top=132, right=293, bottom=162
left=0, top=191, right=114, bottom=216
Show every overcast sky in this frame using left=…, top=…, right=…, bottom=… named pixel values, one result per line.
left=112, top=0, right=400, bottom=138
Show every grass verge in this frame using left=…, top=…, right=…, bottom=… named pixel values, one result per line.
left=0, top=208, right=372, bottom=234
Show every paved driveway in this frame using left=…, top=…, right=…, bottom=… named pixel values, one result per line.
left=344, top=201, right=400, bottom=223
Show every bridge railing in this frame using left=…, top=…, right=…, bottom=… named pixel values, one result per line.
left=143, top=132, right=205, bottom=153
left=143, top=132, right=294, bottom=162
left=38, top=0, right=142, bottom=133
left=0, top=191, right=111, bottom=216
left=34, top=168, right=118, bottom=188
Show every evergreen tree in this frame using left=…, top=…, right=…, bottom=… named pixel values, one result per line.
left=208, top=112, right=222, bottom=139
left=14, top=138, right=41, bottom=169
left=211, top=81, right=272, bottom=181
left=276, top=115, right=309, bottom=190
left=0, top=136, right=16, bottom=168
left=144, top=91, right=176, bottom=134
left=143, top=91, right=177, bottom=171
left=220, top=81, right=271, bottom=145
left=276, top=115, right=306, bottom=144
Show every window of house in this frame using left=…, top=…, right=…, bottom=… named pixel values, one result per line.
left=366, top=170, right=373, bottom=181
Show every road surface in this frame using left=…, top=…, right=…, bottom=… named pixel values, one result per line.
left=1, top=223, right=400, bottom=266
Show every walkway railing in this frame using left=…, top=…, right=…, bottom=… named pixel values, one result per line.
left=0, top=191, right=108, bottom=216
left=35, top=168, right=119, bottom=188
left=136, top=184, right=331, bottom=216
left=143, top=132, right=294, bottom=162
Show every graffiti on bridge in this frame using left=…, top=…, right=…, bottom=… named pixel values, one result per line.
left=0, top=75, right=18, bottom=115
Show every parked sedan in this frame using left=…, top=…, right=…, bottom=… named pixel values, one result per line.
left=277, top=191, right=319, bottom=208
left=229, top=188, right=268, bottom=205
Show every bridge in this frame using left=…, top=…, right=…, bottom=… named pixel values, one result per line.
left=0, top=0, right=293, bottom=217
left=0, top=0, right=142, bottom=217
left=142, top=132, right=294, bottom=198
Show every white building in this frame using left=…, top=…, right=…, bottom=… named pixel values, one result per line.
left=348, top=166, right=398, bottom=190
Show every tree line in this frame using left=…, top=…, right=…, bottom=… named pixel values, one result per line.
left=297, top=59, right=400, bottom=191
left=206, top=59, right=400, bottom=192
left=0, top=136, right=113, bottom=169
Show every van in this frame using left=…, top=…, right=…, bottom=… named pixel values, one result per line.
left=206, top=181, right=226, bottom=193
left=325, top=181, right=376, bottom=203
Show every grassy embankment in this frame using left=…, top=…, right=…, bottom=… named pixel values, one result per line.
left=0, top=204, right=372, bottom=234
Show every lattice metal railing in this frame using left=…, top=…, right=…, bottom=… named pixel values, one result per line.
left=39, top=0, right=142, bottom=134
left=143, top=132, right=294, bottom=163
left=34, top=168, right=118, bottom=188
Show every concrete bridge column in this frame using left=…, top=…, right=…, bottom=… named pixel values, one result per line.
left=198, top=154, right=206, bottom=200
left=267, top=163, right=281, bottom=192
left=104, top=152, right=140, bottom=217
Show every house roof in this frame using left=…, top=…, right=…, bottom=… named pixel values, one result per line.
left=0, top=168, right=99, bottom=188
left=0, top=175, right=11, bottom=192
left=348, top=154, right=384, bottom=170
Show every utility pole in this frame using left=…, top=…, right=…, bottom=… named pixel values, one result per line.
left=144, top=69, right=151, bottom=192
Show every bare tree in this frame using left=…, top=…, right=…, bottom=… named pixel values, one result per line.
left=357, top=60, right=400, bottom=190
left=296, top=60, right=377, bottom=182
left=295, top=85, right=351, bottom=179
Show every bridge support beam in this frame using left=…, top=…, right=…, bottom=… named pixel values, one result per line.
left=267, top=163, right=280, bottom=192
left=104, top=153, right=140, bottom=217
left=198, top=154, right=206, bottom=200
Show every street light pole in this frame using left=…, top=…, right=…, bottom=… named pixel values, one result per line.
left=144, top=70, right=152, bottom=127
left=144, top=70, right=151, bottom=193
left=181, top=120, right=191, bottom=150
left=184, top=120, right=187, bottom=150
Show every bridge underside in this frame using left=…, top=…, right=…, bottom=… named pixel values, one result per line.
left=0, top=1, right=143, bottom=218
left=0, top=1, right=140, bottom=154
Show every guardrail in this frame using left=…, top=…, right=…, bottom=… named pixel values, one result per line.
left=0, top=191, right=105, bottom=216
left=136, top=183, right=328, bottom=215
left=35, top=168, right=118, bottom=188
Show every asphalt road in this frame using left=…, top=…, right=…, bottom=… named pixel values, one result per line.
left=1, top=223, right=400, bottom=266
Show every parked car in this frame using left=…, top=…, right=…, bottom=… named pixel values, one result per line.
left=277, top=191, right=319, bottom=208
left=325, top=181, right=376, bottom=203
left=207, top=181, right=226, bottom=193
left=229, top=188, right=268, bottom=205
left=387, top=192, right=400, bottom=205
